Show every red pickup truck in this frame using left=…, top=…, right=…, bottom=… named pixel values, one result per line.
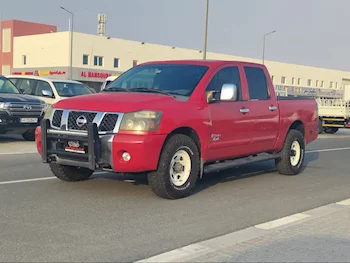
left=35, top=60, right=318, bottom=199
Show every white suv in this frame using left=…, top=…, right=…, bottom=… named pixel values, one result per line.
left=6, top=75, right=94, bottom=106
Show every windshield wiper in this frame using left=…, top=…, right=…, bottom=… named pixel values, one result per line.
left=129, top=87, right=174, bottom=97
left=102, top=87, right=127, bottom=92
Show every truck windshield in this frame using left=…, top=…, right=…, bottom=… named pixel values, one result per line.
left=104, top=64, right=209, bottom=97
left=0, top=76, right=20, bottom=94
left=53, top=82, right=93, bottom=97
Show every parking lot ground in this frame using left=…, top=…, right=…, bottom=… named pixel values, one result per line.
left=1, top=131, right=350, bottom=262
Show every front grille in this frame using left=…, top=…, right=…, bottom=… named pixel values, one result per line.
left=99, top=114, right=119, bottom=132
left=50, top=109, right=120, bottom=133
left=52, top=110, right=63, bottom=127
left=7, top=102, right=42, bottom=117
left=68, top=111, right=97, bottom=131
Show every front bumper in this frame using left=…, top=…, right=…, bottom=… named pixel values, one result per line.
left=37, top=119, right=166, bottom=173
left=0, top=115, right=42, bottom=134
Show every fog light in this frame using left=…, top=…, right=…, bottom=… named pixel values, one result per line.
left=122, top=152, right=131, bottom=162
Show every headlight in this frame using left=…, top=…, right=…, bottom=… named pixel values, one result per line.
left=44, top=105, right=53, bottom=119
left=0, top=102, right=9, bottom=111
left=120, top=110, right=162, bottom=131
left=41, top=102, right=51, bottom=113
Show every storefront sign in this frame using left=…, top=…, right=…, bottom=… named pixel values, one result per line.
left=34, top=70, right=66, bottom=76
left=80, top=71, right=111, bottom=79
left=274, top=84, right=343, bottom=98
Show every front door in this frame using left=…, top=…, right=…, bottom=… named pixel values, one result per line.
left=205, top=65, right=253, bottom=161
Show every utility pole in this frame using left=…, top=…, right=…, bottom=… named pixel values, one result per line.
left=60, top=6, right=74, bottom=79
left=203, top=0, right=209, bottom=60
left=262, top=30, right=276, bottom=64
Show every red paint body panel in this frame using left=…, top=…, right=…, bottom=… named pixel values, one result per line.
left=36, top=60, right=318, bottom=172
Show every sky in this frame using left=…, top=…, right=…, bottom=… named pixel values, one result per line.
left=2, top=0, right=350, bottom=71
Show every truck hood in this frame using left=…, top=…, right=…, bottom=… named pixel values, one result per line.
left=53, top=92, right=184, bottom=112
left=0, top=93, right=42, bottom=103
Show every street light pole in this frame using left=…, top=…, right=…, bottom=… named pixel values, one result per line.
left=262, top=30, right=276, bottom=64
left=203, top=0, right=209, bottom=60
left=60, top=6, right=74, bottom=80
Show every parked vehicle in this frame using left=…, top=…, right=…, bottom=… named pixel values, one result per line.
left=6, top=75, right=93, bottom=106
left=316, top=97, right=350, bottom=134
left=35, top=60, right=318, bottom=199
left=100, top=75, right=119, bottom=91
left=0, top=75, right=46, bottom=141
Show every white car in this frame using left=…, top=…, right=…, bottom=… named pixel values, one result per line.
left=6, top=75, right=94, bottom=106
left=100, top=75, right=119, bottom=91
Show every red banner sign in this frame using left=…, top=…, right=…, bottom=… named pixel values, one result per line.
left=80, top=71, right=111, bottom=79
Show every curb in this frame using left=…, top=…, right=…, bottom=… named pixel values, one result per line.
left=136, top=197, right=350, bottom=262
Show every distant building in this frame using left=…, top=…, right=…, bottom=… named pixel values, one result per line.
left=1, top=19, right=349, bottom=96
left=0, top=20, right=57, bottom=75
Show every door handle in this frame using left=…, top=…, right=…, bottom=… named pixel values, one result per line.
left=240, top=107, right=250, bottom=114
left=269, top=105, right=277, bottom=111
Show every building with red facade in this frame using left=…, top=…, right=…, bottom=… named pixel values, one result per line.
left=0, top=20, right=57, bottom=74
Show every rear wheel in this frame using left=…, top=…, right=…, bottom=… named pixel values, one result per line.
left=147, top=134, right=200, bottom=199
left=22, top=129, right=35, bottom=141
left=324, top=127, right=338, bottom=134
left=49, top=163, right=93, bottom=182
left=275, top=129, right=305, bottom=176
left=317, top=118, right=324, bottom=134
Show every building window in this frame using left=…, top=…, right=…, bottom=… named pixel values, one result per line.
left=114, top=58, right=120, bottom=68
left=335, top=82, right=338, bottom=89
left=291, top=77, right=295, bottom=85
left=297, top=78, right=301, bottom=85
left=271, top=75, right=274, bottom=83
left=2, top=28, right=11, bottom=53
left=307, top=79, right=312, bottom=86
left=329, top=81, right=333, bottom=88
left=320, top=81, right=324, bottom=87
left=281, top=76, right=286, bottom=84
left=22, top=55, right=27, bottom=65
left=83, top=55, right=89, bottom=65
left=316, top=80, right=319, bottom=87
left=133, top=60, right=138, bottom=67
left=94, top=56, right=103, bottom=66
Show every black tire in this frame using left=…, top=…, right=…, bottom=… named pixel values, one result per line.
left=317, top=118, right=324, bottom=134
left=22, top=129, right=35, bottom=141
left=147, top=134, right=200, bottom=199
left=49, top=163, right=93, bottom=182
left=324, top=127, right=338, bottom=134
left=275, top=129, right=305, bottom=176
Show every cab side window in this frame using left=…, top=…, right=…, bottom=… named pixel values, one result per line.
left=17, top=79, right=36, bottom=95
left=34, top=80, right=54, bottom=97
left=206, top=66, right=242, bottom=100
left=244, top=66, right=269, bottom=100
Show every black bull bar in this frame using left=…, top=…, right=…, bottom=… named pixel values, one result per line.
left=41, top=119, right=101, bottom=170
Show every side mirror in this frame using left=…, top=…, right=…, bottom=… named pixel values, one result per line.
left=220, top=84, right=238, bottom=101
left=42, top=89, right=53, bottom=98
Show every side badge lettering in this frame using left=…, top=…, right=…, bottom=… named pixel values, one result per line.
left=211, top=134, right=221, bottom=141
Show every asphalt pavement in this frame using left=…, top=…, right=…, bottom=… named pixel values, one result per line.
left=1, top=131, right=350, bottom=262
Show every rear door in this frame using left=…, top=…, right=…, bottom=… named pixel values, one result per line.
left=244, top=66, right=279, bottom=153
left=206, top=65, right=253, bottom=161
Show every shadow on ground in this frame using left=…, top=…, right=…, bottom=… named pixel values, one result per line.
left=90, top=152, right=320, bottom=197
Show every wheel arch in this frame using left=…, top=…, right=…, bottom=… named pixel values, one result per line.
left=289, top=120, right=305, bottom=136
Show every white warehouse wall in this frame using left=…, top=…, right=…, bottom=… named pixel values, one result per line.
left=13, top=31, right=350, bottom=89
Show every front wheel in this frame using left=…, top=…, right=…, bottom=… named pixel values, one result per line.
left=324, top=127, right=338, bottom=134
left=275, top=129, right=305, bottom=176
left=22, top=129, right=35, bottom=141
left=49, top=163, right=93, bottom=182
left=147, top=134, right=200, bottom=199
